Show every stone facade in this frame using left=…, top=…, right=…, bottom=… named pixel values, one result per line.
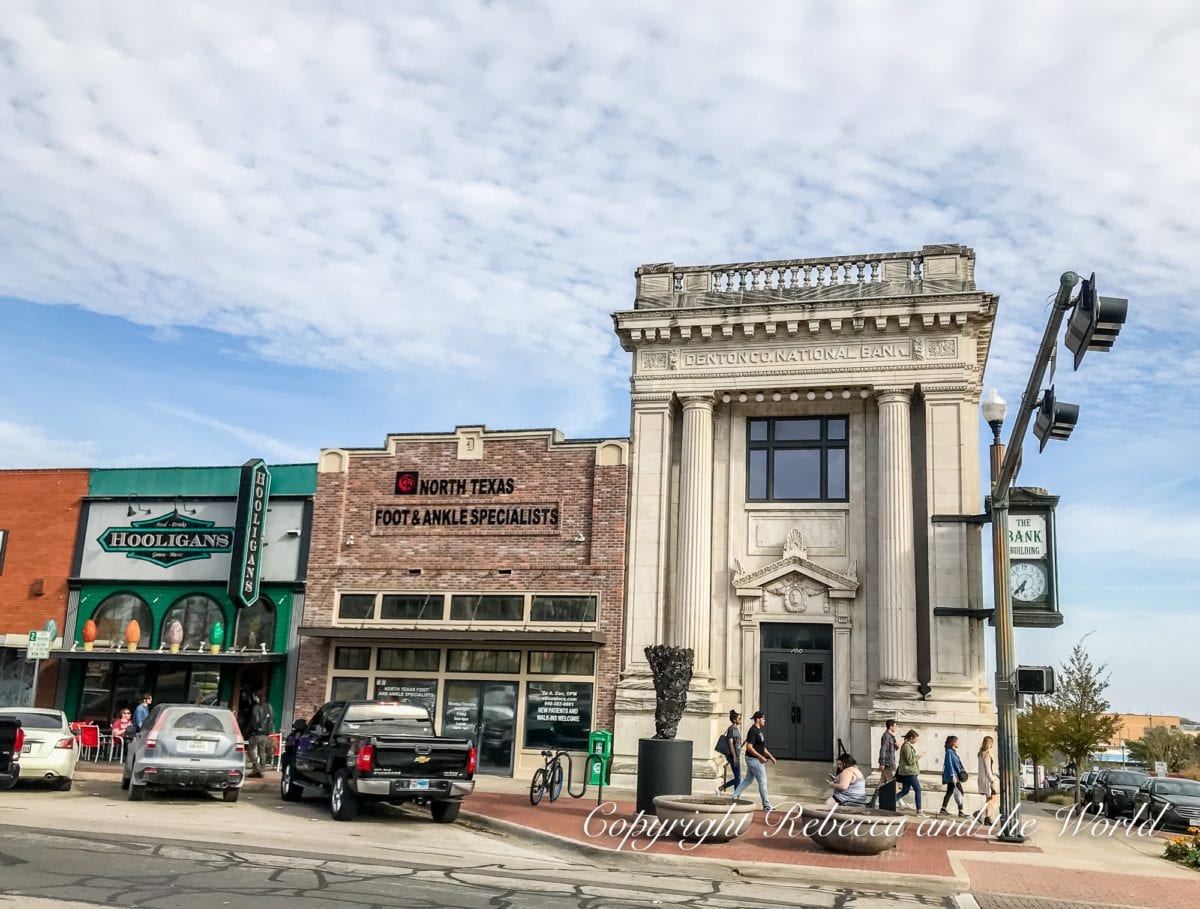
left=611, top=245, right=998, bottom=783
left=296, top=426, right=628, bottom=777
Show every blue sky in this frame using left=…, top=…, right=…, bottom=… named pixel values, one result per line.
left=1, top=2, right=1197, bottom=716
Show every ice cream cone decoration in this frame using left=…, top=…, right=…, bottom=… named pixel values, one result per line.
left=125, top=619, right=141, bottom=652
left=165, top=619, right=184, bottom=653
left=209, top=621, right=224, bottom=655
left=82, top=620, right=97, bottom=652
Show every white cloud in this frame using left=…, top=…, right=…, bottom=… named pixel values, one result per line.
left=0, top=1, right=1197, bottom=438
left=0, top=416, right=97, bottom=468
left=148, top=403, right=315, bottom=465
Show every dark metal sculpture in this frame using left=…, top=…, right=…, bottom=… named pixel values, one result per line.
left=645, top=644, right=693, bottom=740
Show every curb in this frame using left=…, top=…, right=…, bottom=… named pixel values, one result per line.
left=460, top=809, right=969, bottom=896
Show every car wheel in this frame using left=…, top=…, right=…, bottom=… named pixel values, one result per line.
left=280, top=762, right=303, bottom=802
left=1106, top=797, right=1119, bottom=819
left=120, top=772, right=131, bottom=791
left=54, top=777, right=73, bottom=792
left=330, top=770, right=358, bottom=821
left=223, top=788, right=240, bottom=803
left=128, top=784, right=145, bottom=801
left=430, top=800, right=461, bottom=823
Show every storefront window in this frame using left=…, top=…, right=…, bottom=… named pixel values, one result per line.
left=374, top=677, right=438, bottom=719
left=338, top=594, right=376, bottom=621
left=91, top=592, right=153, bottom=646
left=331, top=676, right=369, bottom=700
left=450, top=595, right=523, bottom=622
left=528, top=651, right=595, bottom=675
left=380, top=594, right=444, bottom=620
left=523, top=681, right=593, bottom=751
left=334, top=646, right=371, bottom=670
left=530, top=595, right=596, bottom=622
left=378, top=648, right=439, bottom=672
left=234, top=597, right=276, bottom=650
left=446, top=649, right=520, bottom=673
left=163, top=594, right=225, bottom=650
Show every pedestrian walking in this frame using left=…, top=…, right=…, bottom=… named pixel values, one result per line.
left=877, top=718, right=899, bottom=783
left=132, top=693, right=153, bottom=732
left=715, top=709, right=743, bottom=795
left=940, top=734, right=967, bottom=816
left=247, top=692, right=275, bottom=777
left=731, top=711, right=777, bottom=811
left=976, top=735, right=999, bottom=825
left=895, top=729, right=924, bottom=814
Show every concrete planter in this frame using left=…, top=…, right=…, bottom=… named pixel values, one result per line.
left=651, top=794, right=756, bottom=842
left=800, top=803, right=908, bottom=855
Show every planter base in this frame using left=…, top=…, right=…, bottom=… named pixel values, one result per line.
left=636, top=738, right=693, bottom=815
left=801, top=803, right=908, bottom=855
left=652, top=794, right=755, bottom=842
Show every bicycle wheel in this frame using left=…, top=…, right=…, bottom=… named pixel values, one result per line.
left=529, top=768, right=548, bottom=805
left=549, top=761, right=565, bottom=802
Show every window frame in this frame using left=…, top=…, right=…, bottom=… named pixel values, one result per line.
left=746, top=416, right=850, bottom=503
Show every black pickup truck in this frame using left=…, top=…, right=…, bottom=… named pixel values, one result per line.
left=0, top=716, right=22, bottom=790
left=280, top=700, right=476, bottom=823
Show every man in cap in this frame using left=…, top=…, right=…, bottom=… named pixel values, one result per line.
left=731, top=710, right=777, bottom=811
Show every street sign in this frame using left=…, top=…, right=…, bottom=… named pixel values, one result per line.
left=1155, top=762, right=1169, bottom=778
left=26, top=630, right=50, bottom=660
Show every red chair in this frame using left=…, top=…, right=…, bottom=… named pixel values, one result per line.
left=78, top=724, right=101, bottom=761
left=268, top=733, right=282, bottom=770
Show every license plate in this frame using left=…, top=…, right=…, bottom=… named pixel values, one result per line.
left=410, top=779, right=430, bottom=790
left=21, top=744, right=31, bottom=754
left=185, top=741, right=214, bottom=753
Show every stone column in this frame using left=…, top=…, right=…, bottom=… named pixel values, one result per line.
left=676, top=394, right=714, bottom=674
left=876, top=388, right=919, bottom=698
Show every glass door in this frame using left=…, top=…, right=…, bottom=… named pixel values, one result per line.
left=440, top=680, right=518, bottom=776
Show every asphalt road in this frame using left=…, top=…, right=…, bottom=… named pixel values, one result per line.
left=0, top=777, right=961, bottom=909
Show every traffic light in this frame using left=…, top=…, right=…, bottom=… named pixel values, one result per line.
left=1033, top=386, right=1079, bottom=452
left=1065, top=272, right=1129, bottom=370
left=1016, top=665, right=1056, bottom=695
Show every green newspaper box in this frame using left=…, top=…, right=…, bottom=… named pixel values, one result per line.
left=587, top=730, right=613, bottom=785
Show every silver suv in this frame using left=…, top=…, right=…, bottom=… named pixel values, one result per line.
left=122, top=705, right=246, bottom=802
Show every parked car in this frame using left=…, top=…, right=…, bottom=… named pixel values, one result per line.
left=1089, top=768, right=1149, bottom=818
left=1056, top=775, right=1077, bottom=792
left=1077, top=769, right=1101, bottom=804
left=0, top=708, right=78, bottom=790
left=0, top=715, right=22, bottom=790
left=121, top=704, right=245, bottom=802
left=281, top=700, right=476, bottom=823
left=1133, top=777, right=1200, bottom=831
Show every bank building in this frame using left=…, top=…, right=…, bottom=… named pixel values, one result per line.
left=610, top=244, right=998, bottom=782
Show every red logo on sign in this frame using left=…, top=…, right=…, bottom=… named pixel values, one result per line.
left=395, top=471, right=419, bottom=495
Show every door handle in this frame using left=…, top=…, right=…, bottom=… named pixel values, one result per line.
left=791, top=705, right=801, bottom=724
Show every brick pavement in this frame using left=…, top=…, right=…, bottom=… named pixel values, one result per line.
left=964, top=859, right=1200, bottom=909
left=466, top=790, right=1034, bottom=878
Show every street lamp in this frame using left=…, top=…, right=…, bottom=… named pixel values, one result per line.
left=982, top=388, right=1024, bottom=842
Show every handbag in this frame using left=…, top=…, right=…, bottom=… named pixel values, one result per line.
left=714, top=733, right=731, bottom=756
left=958, top=770, right=970, bottom=783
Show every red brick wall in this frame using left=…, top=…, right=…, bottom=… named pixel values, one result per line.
left=296, top=432, right=628, bottom=729
left=0, top=469, right=89, bottom=633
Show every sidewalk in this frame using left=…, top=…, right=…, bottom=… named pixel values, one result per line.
left=71, top=764, right=1200, bottom=907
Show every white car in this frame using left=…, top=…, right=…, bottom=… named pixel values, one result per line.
left=0, top=708, right=79, bottom=790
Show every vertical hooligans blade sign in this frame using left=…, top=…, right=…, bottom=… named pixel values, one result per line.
left=229, top=459, right=271, bottom=607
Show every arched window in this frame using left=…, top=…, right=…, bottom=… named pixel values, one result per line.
left=91, top=593, right=153, bottom=646
left=162, top=594, right=225, bottom=650
left=234, top=597, right=276, bottom=651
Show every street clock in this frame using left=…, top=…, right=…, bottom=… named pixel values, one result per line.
left=1007, top=487, right=1062, bottom=628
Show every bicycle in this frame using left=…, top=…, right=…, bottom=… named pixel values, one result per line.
left=529, top=749, right=567, bottom=805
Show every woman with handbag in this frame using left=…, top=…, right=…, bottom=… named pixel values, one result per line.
left=939, top=735, right=968, bottom=817
left=977, top=736, right=1000, bottom=825
left=715, top=709, right=743, bottom=795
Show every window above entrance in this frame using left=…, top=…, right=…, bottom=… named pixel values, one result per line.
left=747, top=417, right=848, bottom=502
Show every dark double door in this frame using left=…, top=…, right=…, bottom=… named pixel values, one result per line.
left=760, top=626, right=833, bottom=761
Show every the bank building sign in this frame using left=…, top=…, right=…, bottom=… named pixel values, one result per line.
left=98, top=511, right=235, bottom=568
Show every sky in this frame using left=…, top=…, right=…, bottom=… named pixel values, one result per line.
left=1, top=2, right=1197, bottom=716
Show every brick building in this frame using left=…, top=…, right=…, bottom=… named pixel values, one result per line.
left=0, top=469, right=89, bottom=706
left=296, top=426, right=628, bottom=777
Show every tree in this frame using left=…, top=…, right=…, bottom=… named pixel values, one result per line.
left=1019, top=702, right=1061, bottom=791
left=1127, top=727, right=1198, bottom=772
left=1049, top=641, right=1120, bottom=805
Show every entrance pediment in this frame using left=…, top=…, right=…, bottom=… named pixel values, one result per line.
left=731, top=531, right=858, bottom=602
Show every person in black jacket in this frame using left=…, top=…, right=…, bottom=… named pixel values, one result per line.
left=246, top=693, right=275, bottom=777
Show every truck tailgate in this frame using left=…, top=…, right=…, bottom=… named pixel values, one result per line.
left=372, top=734, right=472, bottom=776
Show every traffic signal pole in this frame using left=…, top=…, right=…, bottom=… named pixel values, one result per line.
left=991, top=271, right=1079, bottom=842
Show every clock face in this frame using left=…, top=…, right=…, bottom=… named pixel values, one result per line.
left=1010, top=561, right=1048, bottom=602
